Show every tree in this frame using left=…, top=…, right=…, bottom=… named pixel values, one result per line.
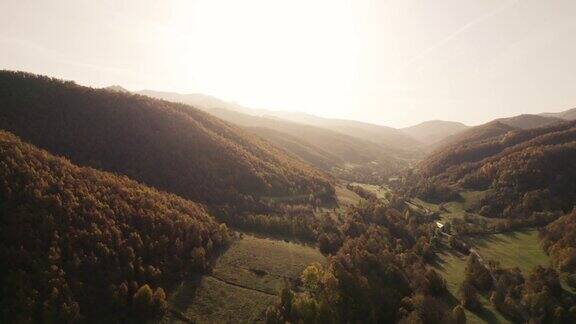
left=152, top=287, right=168, bottom=316
left=133, top=284, right=154, bottom=317
left=452, top=305, right=466, bottom=324
left=459, top=280, right=479, bottom=310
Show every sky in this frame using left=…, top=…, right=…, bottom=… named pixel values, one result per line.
left=1, top=0, right=576, bottom=128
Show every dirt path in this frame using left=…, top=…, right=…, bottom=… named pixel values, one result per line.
left=207, top=274, right=278, bottom=297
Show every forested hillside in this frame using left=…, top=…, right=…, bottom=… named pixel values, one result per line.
left=413, top=120, right=576, bottom=223
left=431, top=120, right=516, bottom=151
left=541, top=209, right=576, bottom=280
left=0, top=131, right=230, bottom=322
left=208, top=108, right=406, bottom=183
left=0, top=71, right=334, bottom=213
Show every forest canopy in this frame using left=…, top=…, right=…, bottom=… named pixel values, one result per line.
left=0, top=130, right=230, bottom=322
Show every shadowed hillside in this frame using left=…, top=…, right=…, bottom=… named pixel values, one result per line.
left=432, top=120, right=517, bottom=152
left=0, top=71, right=334, bottom=213
left=0, top=130, right=230, bottom=323
left=413, top=120, right=576, bottom=222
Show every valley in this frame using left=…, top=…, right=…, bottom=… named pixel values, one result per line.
left=1, top=71, right=575, bottom=323
left=4, top=2, right=576, bottom=323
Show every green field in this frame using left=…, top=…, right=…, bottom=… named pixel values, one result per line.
left=212, top=235, right=327, bottom=294
left=349, top=182, right=391, bottom=200
left=163, top=234, right=326, bottom=323
left=432, top=228, right=550, bottom=323
left=433, top=249, right=510, bottom=324
left=412, top=190, right=494, bottom=224
left=334, top=184, right=363, bottom=207
left=468, top=229, right=550, bottom=275
left=162, top=275, right=277, bottom=323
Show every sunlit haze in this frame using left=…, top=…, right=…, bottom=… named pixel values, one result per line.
left=2, top=0, right=576, bottom=127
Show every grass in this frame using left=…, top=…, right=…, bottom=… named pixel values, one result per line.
left=334, top=184, right=363, bottom=207
left=162, top=275, right=277, bottom=324
left=412, top=190, right=492, bottom=224
left=349, top=182, right=391, bottom=200
left=432, top=228, right=550, bottom=323
left=163, top=234, right=326, bottom=323
left=432, top=248, right=510, bottom=324
left=467, top=229, right=550, bottom=275
left=212, top=234, right=326, bottom=294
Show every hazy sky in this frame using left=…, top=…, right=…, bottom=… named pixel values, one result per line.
left=2, top=0, right=576, bottom=127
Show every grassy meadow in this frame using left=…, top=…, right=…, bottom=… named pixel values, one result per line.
left=467, top=229, right=550, bottom=275
left=163, top=234, right=326, bottom=323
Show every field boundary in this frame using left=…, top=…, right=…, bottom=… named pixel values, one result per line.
left=208, top=274, right=278, bottom=297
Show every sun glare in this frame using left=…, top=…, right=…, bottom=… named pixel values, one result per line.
left=163, top=0, right=358, bottom=115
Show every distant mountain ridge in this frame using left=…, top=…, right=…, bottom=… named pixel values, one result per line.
left=401, top=120, right=469, bottom=146
left=496, top=114, right=564, bottom=129
left=137, top=89, right=424, bottom=154
left=540, top=107, right=576, bottom=121
left=136, top=89, right=247, bottom=113
left=207, top=107, right=407, bottom=183
left=104, top=85, right=130, bottom=93
left=254, top=110, right=423, bottom=153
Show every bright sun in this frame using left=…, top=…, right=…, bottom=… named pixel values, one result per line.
left=163, top=0, right=358, bottom=115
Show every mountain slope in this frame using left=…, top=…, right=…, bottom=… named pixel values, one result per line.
left=245, top=126, right=342, bottom=171
left=540, top=107, right=576, bottom=121
left=401, top=120, right=469, bottom=145
left=208, top=108, right=406, bottom=182
left=137, top=90, right=422, bottom=155
left=0, top=71, right=333, bottom=211
left=104, top=85, right=130, bottom=93
left=258, top=110, right=423, bottom=153
left=431, top=120, right=516, bottom=153
left=137, top=89, right=246, bottom=112
left=496, top=114, right=564, bottom=129
left=0, top=130, right=229, bottom=322
left=416, top=120, right=576, bottom=220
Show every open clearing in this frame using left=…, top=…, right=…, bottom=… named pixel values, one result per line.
left=162, top=234, right=326, bottom=323
left=335, top=184, right=363, bottom=207
left=412, top=190, right=497, bottom=224
left=433, top=228, right=550, bottom=324
left=349, top=182, right=391, bottom=200
left=467, top=229, right=550, bottom=275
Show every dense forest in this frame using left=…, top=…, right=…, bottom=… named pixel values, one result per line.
left=460, top=254, right=575, bottom=323
left=0, top=131, right=230, bottom=322
left=263, top=190, right=576, bottom=323
left=264, top=197, right=465, bottom=323
left=0, top=71, right=334, bottom=215
left=412, top=121, right=576, bottom=223
left=541, top=209, right=576, bottom=285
